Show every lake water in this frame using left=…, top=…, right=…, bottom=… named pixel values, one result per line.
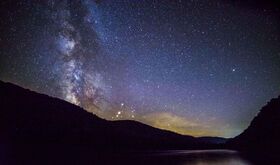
left=101, top=150, right=252, bottom=165
left=5, top=148, right=257, bottom=165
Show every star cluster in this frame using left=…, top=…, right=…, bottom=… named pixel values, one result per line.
left=0, top=0, right=280, bottom=137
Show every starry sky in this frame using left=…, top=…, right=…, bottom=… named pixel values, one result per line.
left=1, top=0, right=280, bottom=138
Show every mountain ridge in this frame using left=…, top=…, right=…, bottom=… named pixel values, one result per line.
left=0, top=80, right=223, bottom=151
left=1, top=80, right=280, bottom=164
left=227, top=95, right=280, bottom=161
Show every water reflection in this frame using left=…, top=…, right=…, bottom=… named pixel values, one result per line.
left=108, top=150, right=252, bottom=165
left=8, top=148, right=254, bottom=165
left=177, top=151, right=251, bottom=165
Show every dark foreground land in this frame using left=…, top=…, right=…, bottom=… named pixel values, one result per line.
left=0, top=80, right=279, bottom=164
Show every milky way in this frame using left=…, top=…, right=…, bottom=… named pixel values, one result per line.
left=49, top=0, right=110, bottom=113
left=1, top=0, right=280, bottom=137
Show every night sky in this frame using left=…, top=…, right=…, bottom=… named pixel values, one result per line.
left=1, top=0, right=280, bottom=137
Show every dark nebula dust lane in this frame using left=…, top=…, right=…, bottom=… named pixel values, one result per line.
left=0, top=0, right=280, bottom=137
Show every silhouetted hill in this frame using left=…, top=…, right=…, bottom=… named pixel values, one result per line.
left=197, top=137, right=227, bottom=144
left=227, top=95, right=280, bottom=159
left=0, top=80, right=223, bottom=164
